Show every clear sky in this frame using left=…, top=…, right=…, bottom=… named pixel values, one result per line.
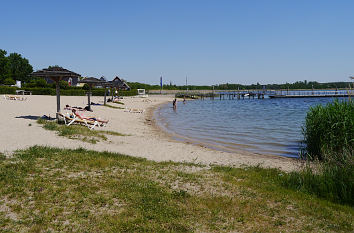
left=1, top=0, right=353, bottom=85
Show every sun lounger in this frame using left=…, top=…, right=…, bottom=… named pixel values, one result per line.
left=57, top=112, right=101, bottom=130
left=4, top=95, right=27, bottom=101
left=124, top=108, right=145, bottom=113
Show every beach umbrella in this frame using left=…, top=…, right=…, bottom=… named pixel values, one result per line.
left=30, top=67, right=81, bottom=119
left=78, top=77, right=106, bottom=111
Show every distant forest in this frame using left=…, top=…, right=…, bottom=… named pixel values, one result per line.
left=128, top=80, right=352, bottom=91
left=0, top=49, right=352, bottom=90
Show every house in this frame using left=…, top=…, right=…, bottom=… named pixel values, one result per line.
left=110, top=76, right=130, bottom=90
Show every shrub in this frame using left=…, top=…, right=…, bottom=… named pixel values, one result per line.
left=3, top=78, right=15, bottom=85
left=24, top=87, right=56, bottom=95
left=303, top=100, right=354, bottom=160
left=0, top=85, right=17, bottom=94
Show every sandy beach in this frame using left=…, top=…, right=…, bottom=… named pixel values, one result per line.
left=0, top=95, right=297, bottom=171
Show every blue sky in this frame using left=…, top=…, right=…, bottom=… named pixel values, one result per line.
left=1, top=0, right=353, bottom=85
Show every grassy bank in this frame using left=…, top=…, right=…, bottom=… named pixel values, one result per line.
left=284, top=100, right=353, bottom=206
left=0, top=146, right=352, bottom=232
left=37, top=119, right=125, bottom=144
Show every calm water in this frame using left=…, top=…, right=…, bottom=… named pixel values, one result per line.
left=155, top=97, right=345, bottom=158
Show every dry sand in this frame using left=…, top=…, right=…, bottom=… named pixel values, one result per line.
left=0, top=95, right=297, bottom=171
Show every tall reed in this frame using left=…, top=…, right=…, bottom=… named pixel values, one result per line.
left=303, top=99, right=354, bottom=160
left=283, top=100, right=353, bottom=205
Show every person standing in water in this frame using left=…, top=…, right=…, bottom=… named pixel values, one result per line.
left=173, top=98, right=177, bottom=110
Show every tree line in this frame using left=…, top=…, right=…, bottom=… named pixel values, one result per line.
left=128, top=80, right=352, bottom=91
left=0, top=49, right=33, bottom=85
left=0, top=48, right=351, bottom=90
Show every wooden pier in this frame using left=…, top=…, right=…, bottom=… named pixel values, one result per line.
left=176, top=89, right=353, bottom=100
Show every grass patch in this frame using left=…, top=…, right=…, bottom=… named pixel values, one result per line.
left=37, top=119, right=126, bottom=144
left=112, top=101, right=124, bottom=105
left=104, top=104, right=124, bottom=109
left=287, top=100, right=354, bottom=205
left=283, top=151, right=353, bottom=205
left=0, top=146, right=352, bottom=232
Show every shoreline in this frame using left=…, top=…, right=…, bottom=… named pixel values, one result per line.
left=145, top=97, right=298, bottom=171
left=150, top=101, right=298, bottom=159
left=0, top=95, right=298, bottom=171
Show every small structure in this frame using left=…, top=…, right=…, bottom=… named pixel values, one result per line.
left=111, top=76, right=130, bottom=90
left=30, top=67, right=81, bottom=118
left=78, top=77, right=106, bottom=111
left=137, top=89, right=148, bottom=98
left=137, top=89, right=146, bottom=95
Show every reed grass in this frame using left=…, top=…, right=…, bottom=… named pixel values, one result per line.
left=284, top=100, right=354, bottom=205
left=303, top=99, right=353, bottom=160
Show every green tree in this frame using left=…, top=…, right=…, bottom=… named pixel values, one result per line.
left=3, top=78, right=15, bottom=85
left=7, top=53, right=33, bottom=83
left=0, top=49, right=11, bottom=83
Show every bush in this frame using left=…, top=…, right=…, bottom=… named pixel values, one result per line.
left=0, top=85, right=17, bottom=94
left=24, top=87, right=55, bottom=95
left=3, top=78, right=15, bottom=85
left=61, top=89, right=86, bottom=96
left=303, top=100, right=354, bottom=160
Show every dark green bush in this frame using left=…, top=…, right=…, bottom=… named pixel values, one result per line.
left=119, top=89, right=138, bottom=96
left=3, top=78, right=15, bottom=85
left=303, top=100, right=354, bottom=160
left=0, top=85, right=17, bottom=94
left=61, top=89, right=86, bottom=96
left=24, top=87, right=55, bottom=95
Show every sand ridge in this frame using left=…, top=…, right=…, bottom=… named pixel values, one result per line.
left=0, top=95, right=297, bottom=171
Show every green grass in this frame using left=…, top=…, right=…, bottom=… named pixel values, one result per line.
left=292, top=100, right=354, bottom=205
left=37, top=119, right=126, bottom=144
left=283, top=150, right=353, bottom=205
left=0, top=146, right=352, bottom=232
left=104, top=104, right=124, bottom=109
left=112, top=101, right=124, bottom=105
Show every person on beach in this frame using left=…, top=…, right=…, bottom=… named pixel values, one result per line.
left=72, top=109, right=108, bottom=123
left=173, top=98, right=177, bottom=110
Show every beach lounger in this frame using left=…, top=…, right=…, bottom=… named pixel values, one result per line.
left=124, top=108, right=145, bottom=113
left=58, top=112, right=101, bottom=130
left=4, top=95, right=27, bottom=101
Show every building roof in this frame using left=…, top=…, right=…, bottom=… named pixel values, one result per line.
left=30, top=66, right=81, bottom=78
left=109, top=76, right=130, bottom=90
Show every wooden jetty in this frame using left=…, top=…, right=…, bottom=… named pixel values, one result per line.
left=176, top=89, right=353, bottom=100
left=268, top=89, right=353, bottom=98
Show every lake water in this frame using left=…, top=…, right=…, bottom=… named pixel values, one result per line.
left=155, top=97, right=345, bottom=158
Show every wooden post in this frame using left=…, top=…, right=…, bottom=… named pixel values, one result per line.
left=111, top=87, right=114, bottom=101
left=88, top=85, right=91, bottom=110
left=55, top=78, right=60, bottom=119
left=104, top=86, right=107, bottom=105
